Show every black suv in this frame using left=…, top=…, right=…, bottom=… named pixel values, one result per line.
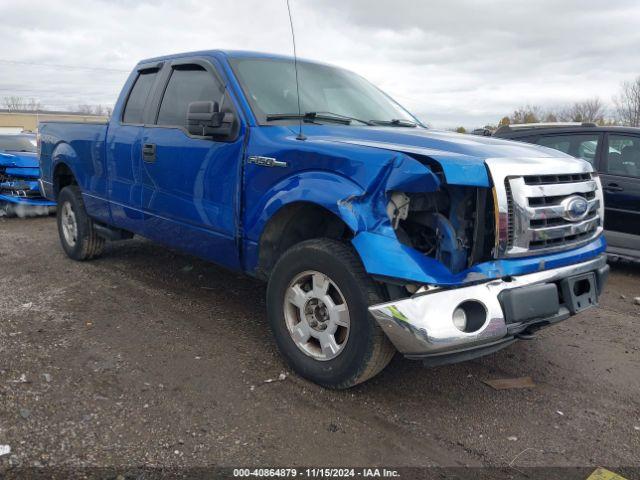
left=494, top=123, right=640, bottom=260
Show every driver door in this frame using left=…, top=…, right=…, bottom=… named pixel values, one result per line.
left=140, top=59, right=244, bottom=270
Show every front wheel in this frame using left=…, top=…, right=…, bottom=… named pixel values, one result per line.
left=267, top=239, right=395, bottom=389
left=57, top=185, right=105, bottom=261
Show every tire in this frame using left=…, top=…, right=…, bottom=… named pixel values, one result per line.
left=267, top=238, right=395, bottom=389
left=57, top=185, right=105, bottom=261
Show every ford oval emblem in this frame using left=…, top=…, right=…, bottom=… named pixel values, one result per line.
left=561, top=195, right=589, bottom=221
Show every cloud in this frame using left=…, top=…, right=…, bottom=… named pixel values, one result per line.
left=0, top=0, right=638, bottom=127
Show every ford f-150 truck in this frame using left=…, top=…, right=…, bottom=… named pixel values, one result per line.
left=38, top=50, right=609, bottom=388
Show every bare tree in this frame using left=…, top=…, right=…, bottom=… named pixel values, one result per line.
left=76, top=104, right=94, bottom=114
left=509, top=105, right=545, bottom=124
left=614, top=77, right=640, bottom=127
left=3, top=96, right=42, bottom=112
left=75, top=104, right=112, bottom=116
left=559, top=97, right=606, bottom=123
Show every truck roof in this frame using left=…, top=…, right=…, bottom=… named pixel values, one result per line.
left=138, top=49, right=310, bottom=66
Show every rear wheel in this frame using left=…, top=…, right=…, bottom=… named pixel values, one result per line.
left=57, top=185, right=104, bottom=260
left=267, top=239, right=395, bottom=389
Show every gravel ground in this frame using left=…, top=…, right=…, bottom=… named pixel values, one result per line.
left=0, top=216, right=639, bottom=473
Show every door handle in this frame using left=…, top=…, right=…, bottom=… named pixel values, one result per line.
left=142, top=143, right=156, bottom=163
left=604, top=183, right=624, bottom=192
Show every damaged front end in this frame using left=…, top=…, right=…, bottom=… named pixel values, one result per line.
left=346, top=151, right=607, bottom=365
left=0, top=152, right=56, bottom=215
left=387, top=186, right=495, bottom=276
left=348, top=153, right=502, bottom=288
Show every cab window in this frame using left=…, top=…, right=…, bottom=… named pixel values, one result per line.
left=122, top=69, right=159, bottom=124
left=156, top=65, right=225, bottom=129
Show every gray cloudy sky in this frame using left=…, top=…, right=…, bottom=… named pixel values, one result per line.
left=1, top=0, right=639, bottom=128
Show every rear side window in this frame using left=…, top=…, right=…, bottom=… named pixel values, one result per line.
left=122, top=69, right=159, bottom=124
left=156, top=65, right=224, bottom=129
left=535, top=134, right=600, bottom=165
left=537, top=136, right=571, bottom=154
left=607, top=135, right=640, bottom=178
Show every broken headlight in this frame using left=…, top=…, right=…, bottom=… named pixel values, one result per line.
left=387, top=187, right=495, bottom=273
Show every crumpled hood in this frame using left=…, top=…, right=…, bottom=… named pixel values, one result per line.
left=307, top=125, right=578, bottom=186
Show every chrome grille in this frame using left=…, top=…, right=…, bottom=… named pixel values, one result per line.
left=486, top=157, right=604, bottom=258
left=504, top=173, right=602, bottom=256
left=523, top=173, right=591, bottom=185
left=504, top=179, right=515, bottom=247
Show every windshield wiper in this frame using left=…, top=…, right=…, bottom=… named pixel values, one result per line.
left=310, top=111, right=374, bottom=126
left=266, top=112, right=373, bottom=126
left=370, top=119, right=418, bottom=127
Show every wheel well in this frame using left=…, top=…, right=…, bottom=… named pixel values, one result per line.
left=53, top=163, right=77, bottom=199
left=257, top=203, right=353, bottom=279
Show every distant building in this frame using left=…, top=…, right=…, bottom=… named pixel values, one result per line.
left=0, top=110, right=108, bottom=133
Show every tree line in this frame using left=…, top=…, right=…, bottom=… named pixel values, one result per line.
left=2, top=96, right=112, bottom=117
left=453, top=76, right=640, bottom=133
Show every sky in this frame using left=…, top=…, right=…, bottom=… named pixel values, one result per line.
left=1, top=0, right=639, bottom=129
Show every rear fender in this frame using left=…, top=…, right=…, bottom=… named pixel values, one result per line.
left=51, top=142, right=81, bottom=186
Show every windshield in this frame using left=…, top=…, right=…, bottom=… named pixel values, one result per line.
left=0, top=135, right=37, bottom=153
left=229, top=57, right=420, bottom=126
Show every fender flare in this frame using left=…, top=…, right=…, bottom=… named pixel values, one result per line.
left=51, top=142, right=81, bottom=185
left=244, top=170, right=366, bottom=242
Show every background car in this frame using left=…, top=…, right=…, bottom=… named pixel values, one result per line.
left=494, top=123, right=640, bottom=260
left=0, top=132, right=56, bottom=216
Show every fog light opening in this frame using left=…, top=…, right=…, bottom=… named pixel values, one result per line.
left=452, top=301, right=487, bottom=332
left=452, top=308, right=467, bottom=331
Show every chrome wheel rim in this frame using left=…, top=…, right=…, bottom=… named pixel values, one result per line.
left=283, top=270, right=350, bottom=361
left=61, top=201, right=78, bottom=247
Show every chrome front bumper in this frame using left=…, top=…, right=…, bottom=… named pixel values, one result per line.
left=369, top=254, right=608, bottom=361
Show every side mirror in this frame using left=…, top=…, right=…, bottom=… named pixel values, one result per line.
left=187, top=101, right=235, bottom=138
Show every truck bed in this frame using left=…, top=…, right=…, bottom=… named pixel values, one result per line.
left=39, top=121, right=109, bottom=196
left=39, top=121, right=111, bottom=223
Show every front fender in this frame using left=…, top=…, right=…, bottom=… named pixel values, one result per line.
left=245, top=152, right=440, bottom=242
left=244, top=170, right=365, bottom=242
left=245, top=151, right=446, bottom=279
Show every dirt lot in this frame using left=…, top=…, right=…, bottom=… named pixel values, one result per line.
left=1, top=216, right=639, bottom=472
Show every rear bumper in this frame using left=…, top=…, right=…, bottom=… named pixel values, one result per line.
left=369, top=254, right=608, bottom=363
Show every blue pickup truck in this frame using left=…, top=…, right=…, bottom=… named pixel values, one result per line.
left=39, top=50, right=609, bottom=388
